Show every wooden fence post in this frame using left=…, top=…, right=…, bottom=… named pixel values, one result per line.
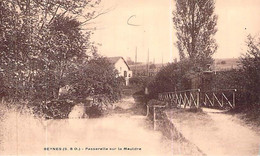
left=197, top=89, right=200, bottom=108
left=153, top=106, right=156, bottom=130
left=146, top=105, right=149, bottom=117
left=233, top=89, right=236, bottom=108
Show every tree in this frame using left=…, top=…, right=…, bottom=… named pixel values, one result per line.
left=240, top=35, right=260, bottom=103
left=36, top=15, right=90, bottom=99
left=173, top=0, right=218, bottom=69
left=0, top=0, right=102, bottom=100
left=65, top=56, right=123, bottom=102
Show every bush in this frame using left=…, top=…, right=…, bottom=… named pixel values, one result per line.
left=30, top=100, right=75, bottom=119
left=148, top=60, right=192, bottom=99
left=86, top=105, right=103, bottom=118
left=208, top=69, right=248, bottom=104
left=240, top=35, right=260, bottom=104
left=129, top=76, right=153, bottom=88
left=147, top=99, right=166, bottom=106
left=66, top=56, right=123, bottom=103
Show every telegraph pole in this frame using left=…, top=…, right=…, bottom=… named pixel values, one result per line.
left=162, top=53, right=164, bottom=67
left=135, top=47, right=137, bottom=76
left=147, top=49, right=149, bottom=76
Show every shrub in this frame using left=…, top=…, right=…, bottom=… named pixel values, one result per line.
left=86, top=105, right=103, bottom=118
left=66, top=56, right=123, bottom=103
left=210, top=70, right=247, bottom=104
left=147, top=99, right=166, bottom=106
left=148, top=60, right=192, bottom=99
left=240, top=35, right=260, bottom=104
left=129, top=76, right=152, bottom=88
left=30, top=100, right=75, bottom=119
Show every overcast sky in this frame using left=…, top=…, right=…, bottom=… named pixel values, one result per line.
left=90, top=0, right=260, bottom=63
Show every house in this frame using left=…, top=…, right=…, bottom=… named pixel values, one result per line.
left=107, top=57, right=132, bottom=86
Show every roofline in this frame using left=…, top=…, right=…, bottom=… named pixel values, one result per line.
left=120, top=57, right=131, bottom=70
left=108, top=56, right=131, bottom=70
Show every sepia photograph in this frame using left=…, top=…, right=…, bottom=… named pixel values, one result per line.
left=0, top=0, right=260, bottom=155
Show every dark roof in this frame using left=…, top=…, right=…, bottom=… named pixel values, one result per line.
left=107, top=56, right=130, bottom=70
left=107, top=57, right=121, bottom=64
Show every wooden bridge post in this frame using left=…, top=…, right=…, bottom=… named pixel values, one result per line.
left=233, top=89, right=236, bottom=108
left=146, top=105, right=149, bottom=117
left=153, top=106, right=156, bottom=130
left=197, top=89, right=200, bottom=108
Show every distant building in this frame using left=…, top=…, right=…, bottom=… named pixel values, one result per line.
left=107, top=57, right=132, bottom=86
left=212, top=58, right=240, bottom=71
left=129, top=63, right=164, bottom=77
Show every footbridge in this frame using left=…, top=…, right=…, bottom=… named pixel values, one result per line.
left=158, top=89, right=237, bottom=109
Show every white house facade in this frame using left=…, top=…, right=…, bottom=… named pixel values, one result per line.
left=108, top=57, right=132, bottom=86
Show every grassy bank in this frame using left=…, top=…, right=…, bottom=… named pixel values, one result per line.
left=228, top=104, right=260, bottom=130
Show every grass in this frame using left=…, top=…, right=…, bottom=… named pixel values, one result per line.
left=228, top=104, right=260, bottom=128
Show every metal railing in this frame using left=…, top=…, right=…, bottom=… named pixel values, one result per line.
left=201, top=89, right=237, bottom=109
left=158, top=89, right=237, bottom=109
left=158, top=89, right=200, bottom=109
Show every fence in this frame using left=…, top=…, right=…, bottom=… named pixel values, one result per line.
left=201, top=89, right=237, bottom=109
left=158, top=89, right=200, bottom=109
left=158, top=89, right=237, bottom=109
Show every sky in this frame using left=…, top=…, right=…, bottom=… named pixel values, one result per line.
left=89, top=0, right=260, bottom=63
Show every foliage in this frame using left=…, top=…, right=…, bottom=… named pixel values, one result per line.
left=0, top=0, right=122, bottom=119
left=147, top=99, right=166, bottom=106
left=240, top=35, right=260, bottom=104
left=66, top=56, right=123, bottom=103
left=207, top=69, right=248, bottom=105
left=0, top=0, right=101, bottom=100
left=30, top=100, right=75, bottom=119
left=129, top=76, right=152, bottom=88
left=148, top=60, right=192, bottom=99
left=86, top=105, right=103, bottom=118
left=173, top=0, right=218, bottom=68
left=147, top=35, right=259, bottom=110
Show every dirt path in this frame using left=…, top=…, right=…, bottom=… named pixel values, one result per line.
left=0, top=97, right=173, bottom=156
left=203, top=108, right=260, bottom=155
left=166, top=108, right=260, bottom=156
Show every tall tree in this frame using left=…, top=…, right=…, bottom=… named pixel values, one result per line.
left=33, top=15, right=89, bottom=100
left=173, top=0, right=218, bottom=69
left=0, top=0, right=102, bottom=100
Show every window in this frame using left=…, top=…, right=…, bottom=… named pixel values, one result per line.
left=124, top=71, right=127, bottom=77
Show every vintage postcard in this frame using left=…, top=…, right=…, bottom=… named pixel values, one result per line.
left=0, top=0, right=260, bottom=156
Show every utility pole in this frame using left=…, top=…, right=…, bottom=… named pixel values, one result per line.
left=147, top=49, right=149, bottom=76
left=169, top=0, right=174, bottom=63
left=162, top=53, right=164, bottom=67
left=135, top=47, right=137, bottom=76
